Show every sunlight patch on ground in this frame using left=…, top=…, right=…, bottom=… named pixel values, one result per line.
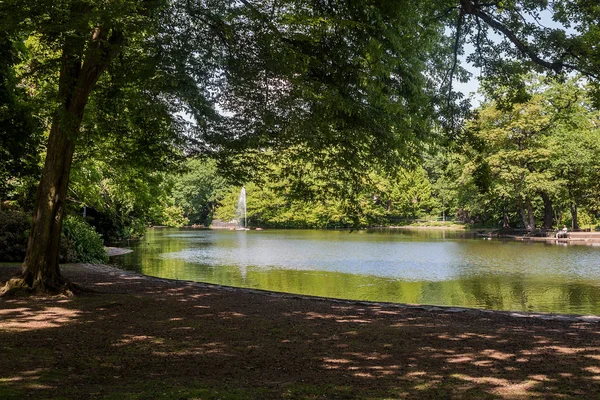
left=323, top=358, right=352, bottom=365
left=0, top=307, right=82, bottom=332
left=480, top=349, right=515, bottom=360
left=453, top=374, right=541, bottom=398
left=114, top=334, right=164, bottom=346
left=391, top=322, right=440, bottom=328
left=446, top=355, right=475, bottom=363
left=583, top=366, right=600, bottom=375
left=217, top=311, right=246, bottom=319
left=299, top=311, right=340, bottom=320
left=321, top=353, right=403, bottom=379
left=546, top=346, right=590, bottom=354
left=490, top=380, right=541, bottom=398
left=335, top=318, right=371, bottom=324
left=0, top=369, right=54, bottom=390
left=528, top=374, right=554, bottom=382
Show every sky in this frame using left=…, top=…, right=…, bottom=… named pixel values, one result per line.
left=452, top=9, right=576, bottom=108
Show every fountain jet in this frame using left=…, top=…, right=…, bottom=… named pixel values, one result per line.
left=236, top=186, right=248, bottom=230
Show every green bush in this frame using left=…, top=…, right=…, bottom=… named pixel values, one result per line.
left=0, top=210, right=31, bottom=261
left=0, top=212, right=108, bottom=263
left=61, top=215, right=108, bottom=264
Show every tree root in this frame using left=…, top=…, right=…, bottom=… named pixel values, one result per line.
left=0, top=275, right=89, bottom=297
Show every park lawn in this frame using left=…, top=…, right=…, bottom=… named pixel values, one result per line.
left=1, top=263, right=600, bottom=399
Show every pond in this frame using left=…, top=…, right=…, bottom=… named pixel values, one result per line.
left=111, top=228, right=600, bottom=315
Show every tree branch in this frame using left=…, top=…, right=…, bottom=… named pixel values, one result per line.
left=448, top=9, right=464, bottom=102
left=460, top=0, right=585, bottom=76
left=238, top=0, right=282, bottom=37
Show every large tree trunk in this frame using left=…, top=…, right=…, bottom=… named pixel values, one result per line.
left=518, top=200, right=527, bottom=230
left=502, top=212, right=510, bottom=229
left=518, top=198, right=535, bottom=231
left=1, top=27, right=123, bottom=296
left=570, top=201, right=579, bottom=231
left=540, top=192, right=553, bottom=230
left=18, top=117, right=79, bottom=293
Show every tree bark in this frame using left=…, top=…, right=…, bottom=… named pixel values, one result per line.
left=518, top=198, right=535, bottom=231
left=570, top=201, right=579, bottom=231
left=503, top=212, right=510, bottom=229
left=1, top=27, right=123, bottom=296
left=540, top=192, right=553, bottom=230
left=18, top=116, right=79, bottom=293
left=518, top=200, right=526, bottom=230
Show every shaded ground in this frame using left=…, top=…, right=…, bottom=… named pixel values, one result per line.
left=1, top=264, right=600, bottom=399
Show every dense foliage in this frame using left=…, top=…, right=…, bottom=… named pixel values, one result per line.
left=201, top=77, right=600, bottom=231
left=60, top=216, right=108, bottom=264
left=0, top=35, right=42, bottom=208
left=455, top=78, right=600, bottom=229
left=0, top=211, right=108, bottom=263
left=171, top=159, right=230, bottom=226
left=213, top=166, right=438, bottom=229
left=0, top=210, right=30, bottom=262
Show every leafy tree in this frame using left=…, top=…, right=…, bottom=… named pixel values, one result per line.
left=458, top=77, right=600, bottom=230
left=0, top=0, right=217, bottom=294
left=69, top=156, right=186, bottom=241
left=386, top=167, right=436, bottom=220
left=450, top=1, right=600, bottom=106
left=466, top=92, right=558, bottom=230
left=171, top=159, right=230, bottom=226
left=546, top=82, right=600, bottom=229
left=423, top=151, right=463, bottom=222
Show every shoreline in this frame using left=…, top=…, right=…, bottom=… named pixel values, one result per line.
left=101, top=263, right=600, bottom=323
left=3, top=262, right=599, bottom=324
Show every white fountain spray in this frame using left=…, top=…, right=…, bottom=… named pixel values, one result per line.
left=236, top=186, right=247, bottom=230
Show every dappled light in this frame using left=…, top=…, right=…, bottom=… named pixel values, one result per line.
left=0, top=369, right=55, bottom=392
left=114, top=334, right=164, bottom=347
left=2, top=263, right=600, bottom=398
left=453, top=374, right=542, bottom=397
left=0, top=305, right=82, bottom=332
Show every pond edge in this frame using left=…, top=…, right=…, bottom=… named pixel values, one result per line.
left=92, top=263, right=600, bottom=324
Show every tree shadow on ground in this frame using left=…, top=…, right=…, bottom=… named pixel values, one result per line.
left=1, top=264, right=600, bottom=399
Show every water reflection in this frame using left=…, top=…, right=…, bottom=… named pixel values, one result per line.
left=111, top=228, right=600, bottom=315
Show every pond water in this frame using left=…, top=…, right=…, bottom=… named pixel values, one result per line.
left=111, top=228, right=600, bottom=315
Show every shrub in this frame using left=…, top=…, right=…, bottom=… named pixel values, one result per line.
left=0, top=210, right=31, bottom=262
left=61, top=215, right=108, bottom=264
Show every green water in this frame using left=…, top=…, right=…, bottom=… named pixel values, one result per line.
left=110, top=228, right=600, bottom=315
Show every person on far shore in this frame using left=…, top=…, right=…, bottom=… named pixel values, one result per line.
left=557, top=225, right=568, bottom=238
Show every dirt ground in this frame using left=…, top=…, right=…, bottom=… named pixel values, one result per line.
left=1, top=263, right=600, bottom=399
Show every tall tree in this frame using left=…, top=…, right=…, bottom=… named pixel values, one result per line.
left=2, top=0, right=448, bottom=294
left=546, top=81, right=600, bottom=229
left=0, top=0, right=185, bottom=294
left=460, top=77, right=600, bottom=230
left=466, top=95, right=557, bottom=231
left=171, top=159, right=230, bottom=226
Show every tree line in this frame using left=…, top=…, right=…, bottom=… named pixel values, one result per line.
left=164, top=76, right=600, bottom=231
